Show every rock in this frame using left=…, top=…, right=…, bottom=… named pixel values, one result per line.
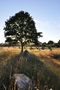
left=9, top=74, right=32, bottom=90
left=21, top=50, right=29, bottom=57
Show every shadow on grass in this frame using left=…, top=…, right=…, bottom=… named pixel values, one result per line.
left=0, top=50, right=60, bottom=90
left=52, top=54, right=60, bottom=60
left=12, top=50, right=60, bottom=90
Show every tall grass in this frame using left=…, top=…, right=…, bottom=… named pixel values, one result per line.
left=0, top=47, right=60, bottom=90
left=0, top=47, right=20, bottom=90
left=10, top=50, right=60, bottom=90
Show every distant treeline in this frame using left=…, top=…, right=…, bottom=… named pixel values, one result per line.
left=0, top=43, right=18, bottom=47
left=41, top=40, right=60, bottom=49
left=0, top=40, right=60, bottom=49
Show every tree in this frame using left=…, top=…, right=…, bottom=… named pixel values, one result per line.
left=4, top=11, right=42, bottom=52
left=47, top=40, right=54, bottom=50
left=42, top=42, right=47, bottom=49
left=48, top=40, right=54, bottom=45
left=48, top=40, right=54, bottom=47
left=57, top=40, right=60, bottom=47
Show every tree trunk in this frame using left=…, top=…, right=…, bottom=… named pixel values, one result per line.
left=21, top=43, right=23, bottom=53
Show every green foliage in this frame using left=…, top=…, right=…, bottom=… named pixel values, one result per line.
left=57, top=40, right=60, bottom=47
left=42, top=42, right=47, bottom=49
left=48, top=40, right=54, bottom=45
left=47, top=40, right=54, bottom=48
left=5, top=37, right=17, bottom=45
left=4, top=11, right=42, bottom=52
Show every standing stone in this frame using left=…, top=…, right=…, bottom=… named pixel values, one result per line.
left=9, top=74, right=32, bottom=90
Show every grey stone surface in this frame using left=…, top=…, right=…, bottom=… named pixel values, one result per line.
left=9, top=74, right=32, bottom=90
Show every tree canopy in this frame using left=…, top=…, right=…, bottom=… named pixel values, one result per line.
left=4, top=11, right=42, bottom=52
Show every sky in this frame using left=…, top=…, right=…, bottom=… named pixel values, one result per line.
left=0, top=0, right=60, bottom=43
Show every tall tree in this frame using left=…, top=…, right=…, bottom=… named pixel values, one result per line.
left=4, top=11, right=42, bottom=52
left=48, top=40, right=54, bottom=47
left=42, top=42, right=47, bottom=49
left=47, top=40, right=54, bottom=50
left=57, top=40, right=60, bottom=47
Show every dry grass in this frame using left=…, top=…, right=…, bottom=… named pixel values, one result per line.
left=0, top=47, right=60, bottom=74
left=29, top=48, right=60, bottom=66
left=29, top=48, right=60, bottom=77
left=29, top=48, right=60, bottom=58
left=0, top=47, right=60, bottom=89
left=0, top=47, right=20, bottom=89
left=0, top=47, right=60, bottom=73
left=0, top=47, right=20, bottom=73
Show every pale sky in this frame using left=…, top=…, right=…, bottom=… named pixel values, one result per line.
left=0, top=0, right=60, bottom=43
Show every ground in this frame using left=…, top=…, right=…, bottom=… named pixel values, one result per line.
left=0, top=47, right=60, bottom=90
left=30, top=48, right=60, bottom=77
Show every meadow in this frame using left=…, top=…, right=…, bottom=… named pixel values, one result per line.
left=30, top=48, right=60, bottom=77
left=0, top=47, right=60, bottom=90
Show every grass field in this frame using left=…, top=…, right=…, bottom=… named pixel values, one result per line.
left=0, top=47, right=60, bottom=90
left=30, top=48, right=60, bottom=76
